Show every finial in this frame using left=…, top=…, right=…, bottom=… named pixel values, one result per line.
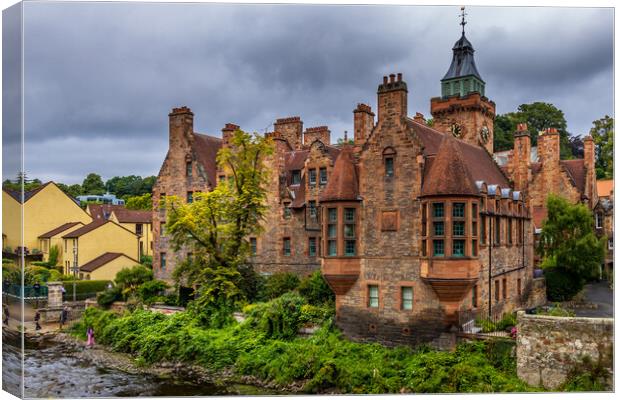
left=459, top=6, right=467, bottom=35
left=344, top=130, right=348, bottom=142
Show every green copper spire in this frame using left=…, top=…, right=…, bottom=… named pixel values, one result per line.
left=441, top=7, right=485, bottom=98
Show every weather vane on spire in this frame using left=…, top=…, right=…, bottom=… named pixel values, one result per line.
left=459, top=6, right=467, bottom=35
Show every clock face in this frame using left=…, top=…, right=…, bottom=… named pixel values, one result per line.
left=480, top=126, right=490, bottom=143
left=450, top=123, right=462, bottom=138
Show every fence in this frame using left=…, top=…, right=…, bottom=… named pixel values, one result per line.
left=456, top=305, right=515, bottom=338
left=2, top=283, right=48, bottom=299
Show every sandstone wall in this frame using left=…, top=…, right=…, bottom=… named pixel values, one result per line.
left=516, top=312, right=613, bottom=390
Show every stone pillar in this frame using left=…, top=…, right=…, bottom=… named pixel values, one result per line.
left=47, top=281, right=64, bottom=308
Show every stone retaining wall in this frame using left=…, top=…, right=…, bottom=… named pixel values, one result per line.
left=516, top=311, right=613, bottom=389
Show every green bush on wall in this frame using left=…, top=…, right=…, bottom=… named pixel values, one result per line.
left=62, top=280, right=111, bottom=296
left=544, top=267, right=583, bottom=302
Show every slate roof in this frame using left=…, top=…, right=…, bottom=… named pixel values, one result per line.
left=193, top=133, right=223, bottom=186
left=421, top=136, right=479, bottom=196
left=38, top=222, right=84, bottom=239
left=112, top=209, right=152, bottom=224
left=408, top=119, right=509, bottom=190
left=80, top=252, right=138, bottom=273
left=319, top=146, right=360, bottom=202
left=442, top=33, right=483, bottom=82
left=560, top=159, right=586, bottom=195
left=62, top=221, right=107, bottom=238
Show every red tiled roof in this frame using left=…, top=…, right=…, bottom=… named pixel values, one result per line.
left=111, top=209, right=152, bottom=224
left=193, top=133, right=223, bottom=187
left=597, top=180, right=614, bottom=198
left=560, top=159, right=586, bottom=195
left=290, top=176, right=307, bottom=208
left=80, top=252, right=139, bottom=273
left=409, top=119, right=509, bottom=189
left=285, top=150, right=309, bottom=171
left=62, top=221, right=107, bottom=238
left=38, top=222, right=84, bottom=239
left=421, top=136, right=479, bottom=196
left=319, top=146, right=359, bottom=202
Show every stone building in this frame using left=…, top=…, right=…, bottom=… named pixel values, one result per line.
left=152, top=25, right=540, bottom=345
left=594, top=180, right=613, bottom=279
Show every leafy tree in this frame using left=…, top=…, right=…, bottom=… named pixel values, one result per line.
left=56, top=183, right=83, bottom=198
left=106, top=175, right=157, bottom=197
left=336, top=137, right=354, bottom=146
left=114, top=265, right=154, bottom=299
left=567, top=134, right=584, bottom=159
left=538, top=194, right=605, bottom=285
left=425, top=118, right=434, bottom=127
left=82, top=173, right=106, bottom=195
left=589, top=115, right=613, bottom=179
left=261, top=272, right=300, bottom=300
left=298, top=270, right=335, bottom=306
left=166, top=129, right=273, bottom=324
left=48, top=245, right=60, bottom=267
left=493, top=102, right=572, bottom=158
left=137, top=280, right=169, bottom=304
left=2, top=173, right=43, bottom=192
left=125, top=193, right=153, bottom=210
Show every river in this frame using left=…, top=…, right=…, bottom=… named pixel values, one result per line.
left=2, top=332, right=277, bottom=398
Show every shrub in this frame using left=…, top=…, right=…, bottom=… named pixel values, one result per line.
left=260, top=272, right=300, bottom=300
left=298, top=271, right=335, bottom=306
left=140, top=255, right=153, bottom=268
left=137, top=280, right=170, bottom=305
left=25, top=265, right=51, bottom=284
left=30, top=261, right=51, bottom=267
left=97, top=286, right=123, bottom=308
left=246, top=292, right=306, bottom=339
left=115, top=265, right=154, bottom=299
left=237, top=264, right=265, bottom=302
left=48, top=245, right=60, bottom=267
left=544, top=267, right=583, bottom=301
left=62, top=280, right=111, bottom=297
left=537, top=303, right=575, bottom=317
left=558, top=355, right=611, bottom=391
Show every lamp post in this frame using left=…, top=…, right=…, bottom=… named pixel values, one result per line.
left=72, top=242, right=78, bottom=303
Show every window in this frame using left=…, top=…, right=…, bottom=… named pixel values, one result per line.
left=421, top=239, right=427, bottom=257
left=319, top=167, right=328, bottom=185
left=368, top=285, right=379, bottom=308
left=422, top=203, right=428, bottom=236
left=327, top=208, right=337, bottom=256
left=309, top=237, right=317, bottom=256
left=344, top=208, right=356, bottom=256
left=250, top=238, right=257, bottom=255
left=502, top=278, right=507, bottom=299
left=291, top=170, right=301, bottom=185
left=452, top=221, right=465, bottom=236
left=596, top=213, right=603, bottom=229
left=609, top=238, right=613, bottom=250
left=452, top=202, right=465, bottom=218
left=187, top=191, right=193, bottom=204
left=517, top=219, right=522, bottom=245
left=433, top=240, right=444, bottom=256
left=160, top=253, right=167, bottom=271
left=309, top=200, right=317, bottom=219
left=452, top=239, right=465, bottom=257
left=494, top=216, right=501, bottom=245
left=219, top=175, right=226, bottom=182
left=139, top=242, right=144, bottom=258
left=508, top=219, right=513, bottom=244
left=309, top=169, right=317, bottom=186
left=401, top=287, right=413, bottom=310
left=517, top=278, right=522, bottom=296
left=160, top=222, right=166, bottom=236
left=433, top=221, right=445, bottom=236
left=481, top=217, right=486, bottom=244
left=64, top=240, right=67, bottom=253
left=472, top=202, right=478, bottom=219
left=472, top=285, right=478, bottom=308
left=385, top=157, right=394, bottom=177
left=283, top=237, right=291, bottom=256
left=433, top=203, right=444, bottom=218
left=136, top=224, right=143, bottom=236
left=283, top=202, right=292, bottom=219
left=472, top=239, right=478, bottom=256
left=494, top=280, right=500, bottom=302
left=186, top=161, right=192, bottom=177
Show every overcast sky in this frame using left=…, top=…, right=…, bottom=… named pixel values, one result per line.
left=2, top=2, right=614, bottom=185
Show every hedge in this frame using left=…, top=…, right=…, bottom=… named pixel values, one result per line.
left=62, top=280, right=111, bottom=296
left=544, top=267, right=583, bottom=302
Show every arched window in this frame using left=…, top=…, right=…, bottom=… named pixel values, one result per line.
left=383, top=147, right=396, bottom=177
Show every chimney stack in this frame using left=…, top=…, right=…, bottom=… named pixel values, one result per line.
left=583, top=135, right=597, bottom=208
left=353, top=103, right=375, bottom=145
left=168, top=106, right=194, bottom=149
left=377, top=72, right=408, bottom=122
left=274, top=116, right=303, bottom=150
left=221, top=123, right=239, bottom=147
left=512, top=123, right=531, bottom=191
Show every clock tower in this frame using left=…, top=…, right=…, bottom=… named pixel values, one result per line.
left=430, top=7, right=495, bottom=153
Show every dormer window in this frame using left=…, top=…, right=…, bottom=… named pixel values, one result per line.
left=291, top=170, right=301, bottom=185
left=309, top=169, right=317, bottom=186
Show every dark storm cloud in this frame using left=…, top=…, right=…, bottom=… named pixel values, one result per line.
left=15, top=2, right=613, bottom=184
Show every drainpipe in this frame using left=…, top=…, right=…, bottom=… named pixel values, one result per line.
left=488, top=214, right=492, bottom=320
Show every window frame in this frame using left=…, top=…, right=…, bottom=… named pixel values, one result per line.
left=283, top=237, right=291, bottom=257
left=319, top=167, right=328, bottom=185
left=291, top=170, right=301, bottom=185
left=401, top=286, right=413, bottom=311
left=308, top=169, right=317, bottom=186
left=368, top=285, right=379, bottom=308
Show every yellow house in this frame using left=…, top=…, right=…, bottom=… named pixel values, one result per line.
left=79, top=252, right=140, bottom=281
left=2, top=182, right=93, bottom=256
left=38, top=222, right=86, bottom=266
left=109, top=209, right=153, bottom=258
left=61, top=220, right=140, bottom=277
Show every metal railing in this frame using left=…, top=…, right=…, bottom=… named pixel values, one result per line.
left=457, top=305, right=516, bottom=338
left=2, top=284, right=48, bottom=299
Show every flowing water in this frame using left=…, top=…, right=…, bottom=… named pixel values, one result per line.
left=2, top=333, right=276, bottom=398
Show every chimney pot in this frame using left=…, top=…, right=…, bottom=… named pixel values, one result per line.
left=397, top=73, right=402, bottom=82
left=389, top=74, right=396, bottom=83
left=383, top=76, right=388, bottom=84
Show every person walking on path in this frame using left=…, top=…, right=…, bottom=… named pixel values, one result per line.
left=59, top=306, right=68, bottom=330
left=34, top=310, right=42, bottom=331
left=86, top=327, right=95, bottom=347
left=3, top=304, right=9, bottom=325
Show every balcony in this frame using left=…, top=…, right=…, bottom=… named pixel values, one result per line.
left=421, top=259, right=480, bottom=302
left=322, top=257, right=360, bottom=295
